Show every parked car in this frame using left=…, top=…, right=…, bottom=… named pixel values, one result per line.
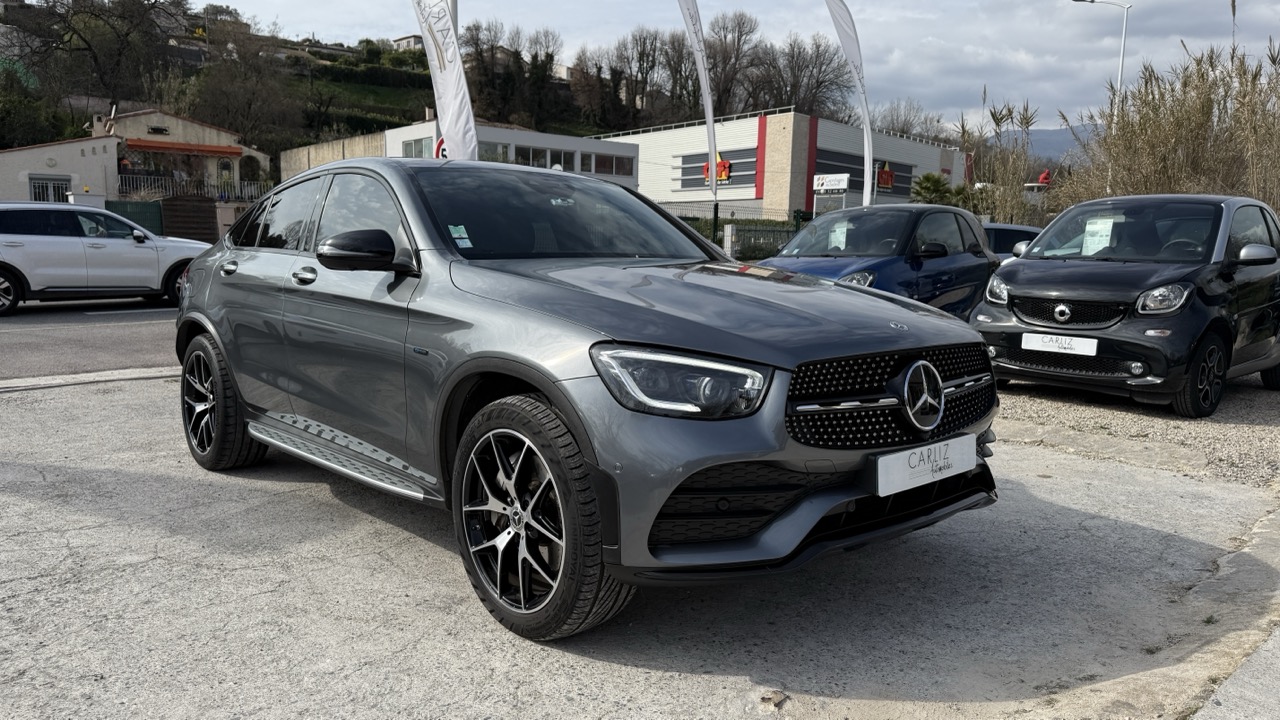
left=176, top=159, right=1000, bottom=639
left=757, top=204, right=1000, bottom=320
left=971, top=194, right=1280, bottom=417
left=0, top=202, right=207, bottom=316
left=984, top=222, right=1042, bottom=261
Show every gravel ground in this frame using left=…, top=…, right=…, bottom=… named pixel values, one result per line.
left=995, top=374, right=1280, bottom=487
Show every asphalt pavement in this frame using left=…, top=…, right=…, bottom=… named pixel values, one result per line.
left=0, top=299, right=178, bottom=380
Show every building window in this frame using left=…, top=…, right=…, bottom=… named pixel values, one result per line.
left=478, top=141, right=510, bottom=162
left=514, top=146, right=551, bottom=168
left=580, top=153, right=593, bottom=173
left=549, top=149, right=572, bottom=170
left=29, top=176, right=71, bottom=203
left=402, top=138, right=429, bottom=158
left=147, top=126, right=171, bottom=135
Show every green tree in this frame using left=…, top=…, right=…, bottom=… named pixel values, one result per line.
left=910, top=172, right=954, bottom=205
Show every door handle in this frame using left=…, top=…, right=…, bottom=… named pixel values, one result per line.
left=1, top=241, right=23, bottom=247
left=936, top=273, right=955, bottom=285
left=86, top=242, right=107, bottom=249
left=291, top=267, right=318, bottom=285
left=219, top=261, right=238, bottom=276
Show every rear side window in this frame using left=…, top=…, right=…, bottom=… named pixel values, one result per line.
left=226, top=203, right=265, bottom=247
left=0, top=209, right=83, bottom=237
left=258, top=179, right=322, bottom=251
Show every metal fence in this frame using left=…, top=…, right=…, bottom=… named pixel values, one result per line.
left=118, top=175, right=272, bottom=202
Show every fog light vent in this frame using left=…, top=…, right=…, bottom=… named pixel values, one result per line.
left=1127, top=362, right=1146, bottom=376
left=987, top=345, right=998, bottom=358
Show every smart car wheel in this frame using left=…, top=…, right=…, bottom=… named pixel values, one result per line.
left=1260, top=361, right=1280, bottom=390
left=181, top=335, right=268, bottom=470
left=1173, top=334, right=1226, bottom=418
left=0, top=268, right=21, bottom=317
left=452, top=394, right=635, bottom=640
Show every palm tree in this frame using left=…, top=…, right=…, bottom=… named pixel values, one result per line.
left=910, top=172, right=953, bottom=205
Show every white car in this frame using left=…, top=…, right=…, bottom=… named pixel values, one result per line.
left=0, top=202, right=209, bottom=316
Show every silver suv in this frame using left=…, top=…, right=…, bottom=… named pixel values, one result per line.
left=0, top=202, right=207, bottom=315
left=176, top=159, right=1000, bottom=640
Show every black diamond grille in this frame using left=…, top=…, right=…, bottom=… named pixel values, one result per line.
left=786, top=382, right=996, bottom=450
left=789, top=343, right=990, bottom=401
left=1012, top=297, right=1128, bottom=328
left=998, top=347, right=1130, bottom=376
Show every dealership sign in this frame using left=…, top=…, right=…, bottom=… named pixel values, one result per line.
left=813, top=173, right=850, bottom=195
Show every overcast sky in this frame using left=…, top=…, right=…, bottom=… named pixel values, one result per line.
left=217, top=0, right=1278, bottom=128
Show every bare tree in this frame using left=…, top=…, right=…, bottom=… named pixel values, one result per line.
left=611, top=26, right=662, bottom=119
left=705, top=10, right=762, bottom=115
left=751, top=33, right=854, bottom=119
left=870, top=97, right=951, bottom=140
left=654, top=29, right=698, bottom=123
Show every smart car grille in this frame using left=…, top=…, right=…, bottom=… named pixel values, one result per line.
left=996, top=347, right=1130, bottom=377
left=785, top=343, right=996, bottom=451
left=1012, top=297, right=1128, bottom=329
left=648, top=463, right=845, bottom=546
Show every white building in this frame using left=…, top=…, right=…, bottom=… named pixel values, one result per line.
left=392, top=35, right=423, bottom=52
left=282, top=119, right=639, bottom=190
left=0, top=136, right=121, bottom=204
left=594, top=107, right=968, bottom=220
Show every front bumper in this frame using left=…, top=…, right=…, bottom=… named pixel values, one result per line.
left=558, top=369, right=998, bottom=581
left=971, top=300, right=1204, bottom=401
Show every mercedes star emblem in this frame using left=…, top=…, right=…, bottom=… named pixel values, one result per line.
left=900, top=360, right=945, bottom=431
left=1053, top=303, right=1072, bottom=323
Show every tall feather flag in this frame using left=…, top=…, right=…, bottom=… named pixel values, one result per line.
left=412, top=0, right=479, bottom=161
left=677, top=0, right=718, bottom=202
left=825, top=0, right=875, bottom=206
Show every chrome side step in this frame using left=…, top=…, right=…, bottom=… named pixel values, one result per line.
left=247, top=421, right=437, bottom=502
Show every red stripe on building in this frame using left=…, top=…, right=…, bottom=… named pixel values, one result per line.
left=804, top=115, right=819, bottom=212
left=755, top=114, right=767, bottom=200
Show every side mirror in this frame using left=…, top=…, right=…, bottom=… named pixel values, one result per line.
left=1235, top=243, right=1278, bottom=267
left=316, top=229, right=401, bottom=272
left=132, top=229, right=147, bottom=243
left=916, top=241, right=948, bottom=260
left=1011, top=240, right=1029, bottom=258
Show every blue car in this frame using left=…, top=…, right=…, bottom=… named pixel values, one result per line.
left=758, top=204, right=1000, bottom=320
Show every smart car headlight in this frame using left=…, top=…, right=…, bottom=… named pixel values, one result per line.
left=1136, top=283, right=1192, bottom=314
left=839, top=271, right=876, bottom=287
left=985, top=275, right=1009, bottom=305
left=590, top=346, right=770, bottom=419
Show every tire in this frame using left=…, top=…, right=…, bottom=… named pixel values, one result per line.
left=1261, top=362, right=1280, bottom=390
left=163, top=265, right=186, bottom=306
left=452, top=394, right=635, bottom=640
left=181, top=334, right=268, bottom=470
left=995, top=378, right=1012, bottom=390
left=1172, top=334, right=1227, bottom=418
left=0, top=268, right=22, bottom=317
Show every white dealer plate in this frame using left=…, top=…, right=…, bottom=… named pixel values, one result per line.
left=1021, top=332, right=1098, bottom=357
left=875, top=434, right=977, bottom=497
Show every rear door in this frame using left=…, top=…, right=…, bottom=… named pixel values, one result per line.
left=281, top=171, right=421, bottom=470
left=75, top=210, right=159, bottom=289
left=204, top=179, right=323, bottom=414
left=0, top=208, right=87, bottom=291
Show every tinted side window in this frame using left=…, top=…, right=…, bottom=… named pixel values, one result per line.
left=955, top=214, right=983, bottom=253
left=1228, top=206, right=1269, bottom=259
left=915, top=213, right=964, bottom=255
left=226, top=203, right=266, bottom=247
left=258, top=179, right=322, bottom=251
left=315, top=173, right=407, bottom=252
left=1262, top=209, right=1280, bottom=250
left=0, top=209, right=81, bottom=237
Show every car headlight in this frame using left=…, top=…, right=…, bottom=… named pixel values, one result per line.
left=985, top=275, right=1009, bottom=305
left=1136, top=283, right=1192, bottom=314
left=590, top=346, right=770, bottom=419
left=839, top=271, right=875, bottom=287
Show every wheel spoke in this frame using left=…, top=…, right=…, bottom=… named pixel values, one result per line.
left=521, top=540, right=557, bottom=586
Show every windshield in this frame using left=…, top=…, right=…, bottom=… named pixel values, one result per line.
left=776, top=209, right=911, bottom=258
left=1025, top=199, right=1222, bottom=263
left=414, top=166, right=710, bottom=260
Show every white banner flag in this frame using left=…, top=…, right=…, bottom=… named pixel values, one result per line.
left=825, top=0, right=875, bottom=206
left=412, top=0, right=479, bottom=161
left=677, top=0, right=718, bottom=201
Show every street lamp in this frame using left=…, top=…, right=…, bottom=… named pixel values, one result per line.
left=1072, top=0, right=1132, bottom=96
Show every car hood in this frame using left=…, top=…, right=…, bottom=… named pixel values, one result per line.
left=999, top=258, right=1201, bottom=302
left=755, top=254, right=887, bottom=279
left=450, top=259, right=979, bottom=370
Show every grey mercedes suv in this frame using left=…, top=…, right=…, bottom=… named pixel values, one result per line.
left=176, top=159, right=999, bottom=640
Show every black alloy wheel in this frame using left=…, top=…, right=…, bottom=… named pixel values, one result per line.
left=181, top=334, right=268, bottom=470
left=0, top=269, right=21, bottom=317
left=1173, top=334, right=1227, bottom=418
left=452, top=394, right=635, bottom=640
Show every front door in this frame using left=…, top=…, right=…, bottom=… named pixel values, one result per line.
left=1226, top=205, right=1280, bottom=365
left=911, top=211, right=989, bottom=318
left=75, top=210, right=159, bottom=289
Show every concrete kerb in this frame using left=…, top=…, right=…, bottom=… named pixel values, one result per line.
left=0, top=367, right=180, bottom=394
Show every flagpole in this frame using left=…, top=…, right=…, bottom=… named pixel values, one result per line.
left=677, top=0, right=720, bottom=248
left=825, top=0, right=875, bottom=207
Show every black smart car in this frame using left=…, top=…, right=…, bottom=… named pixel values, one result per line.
left=970, top=194, right=1280, bottom=417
